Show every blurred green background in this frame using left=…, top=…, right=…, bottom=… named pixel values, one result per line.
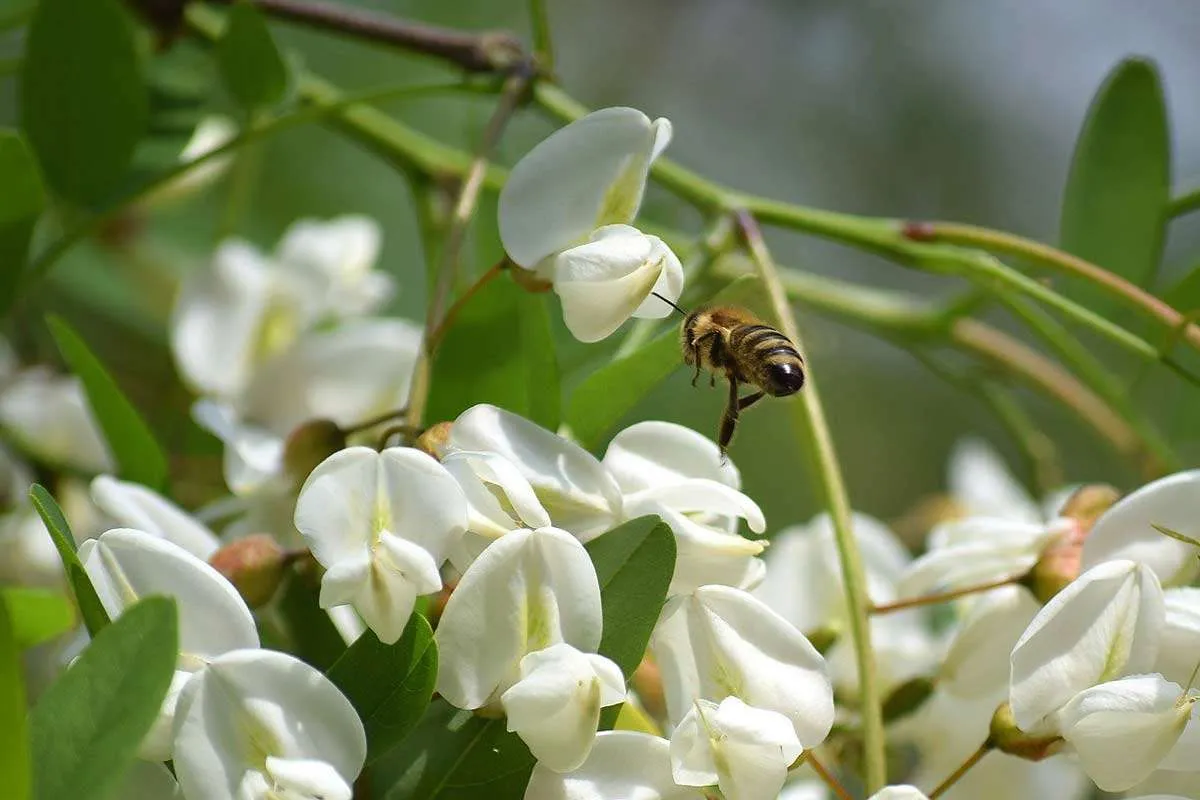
left=3, top=0, right=1199, bottom=535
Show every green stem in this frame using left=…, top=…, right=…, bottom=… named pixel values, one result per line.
left=1169, top=184, right=1200, bottom=219
left=733, top=210, right=886, bottom=794
left=528, top=0, right=555, bottom=73
left=929, top=742, right=992, bottom=799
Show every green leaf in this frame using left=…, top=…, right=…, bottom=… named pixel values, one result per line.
left=567, top=275, right=760, bottom=449
left=29, top=484, right=109, bottom=637
left=217, top=2, right=289, bottom=111
left=2, top=587, right=74, bottom=650
left=1163, top=263, right=1200, bottom=315
left=375, top=699, right=534, bottom=800
left=276, top=567, right=346, bottom=671
left=426, top=271, right=561, bottom=430
left=30, top=596, right=178, bottom=800
left=47, top=317, right=168, bottom=490
left=0, top=130, right=45, bottom=312
left=326, top=615, right=438, bottom=764
left=19, top=0, right=147, bottom=205
left=0, top=595, right=31, bottom=800
left=1060, top=58, right=1171, bottom=309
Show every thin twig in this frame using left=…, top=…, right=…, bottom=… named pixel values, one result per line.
left=929, top=742, right=991, bottom=799
left=733, top=209, right=886, bottom=794
left=806, top=752, right=854, bottom=800
left=872, top=576, right=1018, bottom=615
left=426, top=259, right=508, bottom=352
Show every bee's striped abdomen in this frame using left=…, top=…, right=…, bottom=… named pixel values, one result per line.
left=731, top=324, right=805, bottom=396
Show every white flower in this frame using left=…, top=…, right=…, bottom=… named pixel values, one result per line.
left=172, top=649, right=366, bottom=800
left=1058, top=673, right=1195, bottom=792
left=499, top=106, right=672, bottom=272
left=524, top=730, right=703, bottom=800
left=90, top=475, right=221, bottom=560
left=868, top=788, right=930, bottom=800
left=436, top=526, right=603, bottom=709
left=948, top=438, right=1048, bottom=523
left=79, top=528, right=260, bottom=759
left=1081, top=469, right=1200, bottom=587
left=602, top=420, right=740, bottom=493
left=552, top=224, right=684, bottom=342
left=1157, top=588, right=1200, bottom=686
left=1009, top=559, right=1165, bottom=734
left=670, top=697, right=802, bottom=800
left=898, top=516, right=1072, bottom=598
left=446, top=405, right=623, bottom=542
left=501, top=643, right=625, bottom=772
left=939, top=585, right=1040, bottom=697
left=651, top=584, right=834, bottom=746
left=274, top=215, right=395, bottom=318
left=293, top=446, right=467, bottom=644
left=0, top=368, right=112, bottom=473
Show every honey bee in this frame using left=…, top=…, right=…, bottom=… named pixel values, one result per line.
left=679, top=304, right=806, bottom=453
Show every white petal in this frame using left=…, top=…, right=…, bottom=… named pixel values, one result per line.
left=80, top=528, right=259, bottom=660
left=1010, top=559, right=1165, bottom=732
left=499, top=107, right=668, bottom=269
left=940, top=585, right=1040, bottom=697
left=602, top=419, right=740, bottom=493
left=948, top=438, right=1042, bottom=523
left=191, top=400, right=284, bottom=495
left=1059, top=674, right=1192, bottom=792
left=1157, top=588, right=1200, bottom=686
left=501, top=643, right=624, bottom=772
left=524, top=730, right=701, bottom=800
left=377, top=447, right=468, bottom=559
left=1082, top=470, right=1200, bottom=586
left=170, top=240, right=273, bottom=399
left=264, top=756, right=353, bottom=800
left=636, top=503, right=764, bottom=595
left=669, top=699, right=721, bottom=788
left=436, top=527, right=604, bottom=709
left=0, top=369, right=112, bottom=473
left=554, top=225, right=680, bottom=343
left=442, top=450, right=552, bottom=549
left=1158, top=715, right=1200, bottom=771
left=868, top=787, right=930, bottom=800
left=293, top=447, right=380, bottom=567
left=172, top=649, right=366, bottom=800
left=671, top=698, right=800, bottom=800
left=449, top=405, right=622, bottom=541
left=90, top=475, right=221, bottom=560
left=626, top=479, right=765, bottom=534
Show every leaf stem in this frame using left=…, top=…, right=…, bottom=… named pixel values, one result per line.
left=528, top=0, right=555, bottom=73
left=929, top=742, right=991, bottom=799
left=871, top=576, right=1017, bottom=615
left=805, top=752, right=854, bottom=800
left=733, top=210, right=885, bottom=794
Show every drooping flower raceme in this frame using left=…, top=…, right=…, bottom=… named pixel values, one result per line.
left=172, top=648, right=366, bottom=800
left=435, top=526, right=623, bottom=771
left=524, top=731, right=704, bottom=800
left=498, top=107, right=682, bottom=342
left=79, top=528, right=260, bottom=760
left=294, top=446, right=467, bottom=644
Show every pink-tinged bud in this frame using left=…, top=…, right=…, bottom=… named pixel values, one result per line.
left=989, top=702, right=1063, bottom=762
left=283, top=419, right=347, bottom=484
left=209, top=534, right=288, bottom=607
left=631, top=655, right=666, bottom=722
left=1029, top=484, right=1120, bottom=603
left=415, top=421, right=453, bottom=459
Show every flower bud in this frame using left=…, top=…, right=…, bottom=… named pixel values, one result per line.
left=208, top=534, right=288, bottom=608
left=283, top=419, right=346, bottom=484
left=988, top=702, right=1062, bottom=762
left=415, top=421, right=453, bottom=459
left=631, top=656, right=666, bottom=722
left=1028, top=484, right=1119, bottom=603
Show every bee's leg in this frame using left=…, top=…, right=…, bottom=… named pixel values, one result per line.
left=738, top=391, right=765, bottom=411
left=690, top=356, right=703, bottom=387
left=690, top=332, right=715, bottom=387
left=718, top=375, right=740, bottom=455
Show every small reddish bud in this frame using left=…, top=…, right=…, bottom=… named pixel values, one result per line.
left=283, top=419, right=347, bottom=483
left=901, top=220, right=937, bottom=241
left=1029, top=484, right=1120, bottom=603
left=209, top=534, right=287, bottom=607
left=416, top=421, right=453, bottom=459
left=632, top=656, right=666, bottom=722
left=989, top=702, right=1063, bottom=762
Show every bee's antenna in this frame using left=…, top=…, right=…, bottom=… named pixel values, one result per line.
left=652, top=292, right=689, bottom=318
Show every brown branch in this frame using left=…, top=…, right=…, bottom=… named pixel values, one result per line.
left=207, top=0, right=528, bottom=73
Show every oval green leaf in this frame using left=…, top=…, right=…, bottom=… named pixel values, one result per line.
left=29, top=484, right=109, bottom=637
left=0, top=130, right=45, bottom=312
left=47, top=316, right=168, bottom=490
left=0, top=595, right=30, bottom=800
left=326, top=614, right=438, bottom=764
left=218, top=2, right=289, bottom=111
left=1059, top=58, right=1170, bottom=309
left=2, top=587, right=74, bottom=650
left=20, top=0, right=147, bottom=205
left=30, top=596, right=178, bottom=800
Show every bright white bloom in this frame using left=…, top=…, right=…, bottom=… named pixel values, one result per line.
left=552, top=224, right=683, bottom=342
left=90, top=475, right=221, bottom=560
left=1057, top=673, right=1195, bottom=792
left=939, top=585, right=1040, bottom=697
left=651, top=584, right=834, bottom=745
left=445, top=405, right=623, bottom=541
left=868, top=788, right=929, bottom=800
left=898, top=516, right=1072, bottom=598
left=171, top=217, right=396, bottom=399
left=948, top=438, right=1047, bottom=523
left=670, top=697, right=801, bottom=800
left=436, top=526, right=603, bottom=709
left=1081, top=470, right=1200, bottom=587
left=605, top=421, right=765, bottom=593
left=1010, top=559, right=1165, bottom=734
left=524, top=730, right=703, bottom=800
left=501, top=643, right=624, bottom=772
left=0, top=368, right=111, bottom=473
left=172, top=649, right=366, bottom=800
left=293, top=446, right=467, bottom=644
left=499, top=107, right=672, bottom=272
left=79, top=528, right=259, bottom=759
left=1157, top=588, right=1200, bottom=686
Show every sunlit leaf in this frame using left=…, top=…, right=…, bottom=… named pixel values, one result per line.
left=30, top=597, right=177, bottom=800
left=0, top=595, right=30, bottom=800
left=0, top=130, right=45, bottom=312
left=20, top=0, right=147, bottom=205
left=29, top=484, right=108, bottom=637
left=327, top=615, right=438, bottom=764
left=47, top=316, right=168, bottom=490
left=217, top=2, right=289, bottom=111
left=1060, top=58, right=1170, bottom=309
left=2, top=587, right=74, bottom=650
